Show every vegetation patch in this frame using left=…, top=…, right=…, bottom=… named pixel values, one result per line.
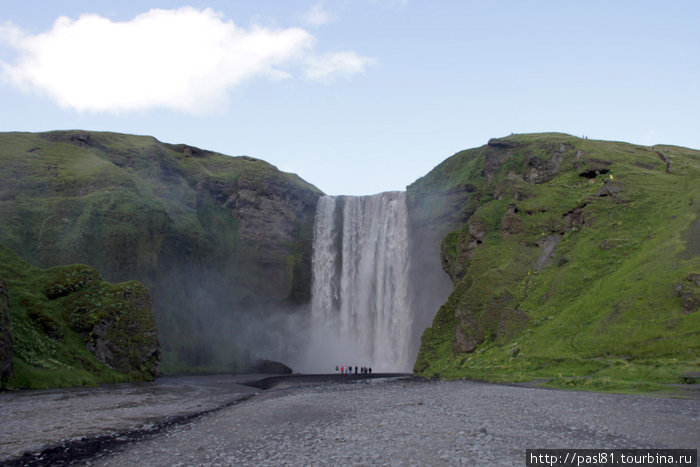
left=0, top=243, right=160, bottom=389
left=410, top=133, right=700, bottom=395
left=0, top=131, right=322, bottom=374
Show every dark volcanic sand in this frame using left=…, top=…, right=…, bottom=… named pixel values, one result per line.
left=2, top=375, right=698, bottom=466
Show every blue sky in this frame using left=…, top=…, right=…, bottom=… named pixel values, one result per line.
left=1, top=1, right=698, bottom=195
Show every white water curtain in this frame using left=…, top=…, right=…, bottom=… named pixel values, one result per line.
left=304, top=192, right=412, bottom=372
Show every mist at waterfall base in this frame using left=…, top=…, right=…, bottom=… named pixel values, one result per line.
left=291, top=191, right=452, bottom=374
left=193, top=190, right=452, bottom=375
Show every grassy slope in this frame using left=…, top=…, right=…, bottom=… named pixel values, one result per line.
left=0, top=131, right=322, bottom=374
left=0, top=131, right=318, bottom=271
left=411, top=133, right=700, bottom=393
left=0, top=243, right=158, bottom=389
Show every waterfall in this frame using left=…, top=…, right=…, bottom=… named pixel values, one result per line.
left=303, top=192, right=413, bottom=372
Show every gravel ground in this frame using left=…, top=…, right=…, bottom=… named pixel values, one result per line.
left=86, top=378, right=699, bottom=466
left=0, top=375, right=258, bottom=462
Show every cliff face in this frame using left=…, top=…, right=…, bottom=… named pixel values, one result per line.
left=0, top=131, right=322, bottom=372
left=410, top=133, right=700, bottom=391
left=0, top=244, right=159, bottom=389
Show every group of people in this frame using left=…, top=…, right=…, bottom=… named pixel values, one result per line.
left=335, top=365, right=372, bottom=375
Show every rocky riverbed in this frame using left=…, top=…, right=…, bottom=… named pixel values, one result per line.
left=2, top=376, right=698, bottom=466
left=0, top=374, right=259, bottom=464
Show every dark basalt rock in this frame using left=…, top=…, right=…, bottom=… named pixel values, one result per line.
left=487, top=138, right=519, bottom=149
left=253, top=359, right=293, bottom=374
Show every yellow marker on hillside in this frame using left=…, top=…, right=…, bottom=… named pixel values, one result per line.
left=610, top=174, right=614, bottom=179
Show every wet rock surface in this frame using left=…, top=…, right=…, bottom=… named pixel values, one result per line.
left=75, top=378, right=700, bottom=466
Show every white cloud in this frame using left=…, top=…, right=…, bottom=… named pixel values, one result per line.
left=0, top=7, right=372, bottom=113
left=303, top=3, right=335, bottom=27
left=0, top=21, right=24, bottom=48
left=305, top=51, right=374, bottom=82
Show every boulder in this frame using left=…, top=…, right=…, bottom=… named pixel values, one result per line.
left=597, top=180, right=626, bottom=197
left=453, top=306, right=485, bottom=354
left=253, top=359, right=293, bottom=374
left=77, top=282, right=161, bottom=379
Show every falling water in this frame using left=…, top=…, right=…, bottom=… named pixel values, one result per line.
left=303, top=192, right=413, bottom=372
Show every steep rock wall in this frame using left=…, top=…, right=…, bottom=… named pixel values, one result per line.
left=0, top=131, right=322, bottom=372
left=410, top=133, right=700, bottom=388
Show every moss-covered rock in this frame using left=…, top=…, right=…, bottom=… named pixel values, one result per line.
left=66, top=281, right=160, bottom=379
left=0, top=243, right=160, bottom=389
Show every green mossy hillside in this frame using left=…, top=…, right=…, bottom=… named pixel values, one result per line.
left=411, top=133, right=700, bottom=394
left=0, top=243, right=159, bottom=389
left=0, top=131, right=322, bottom=373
